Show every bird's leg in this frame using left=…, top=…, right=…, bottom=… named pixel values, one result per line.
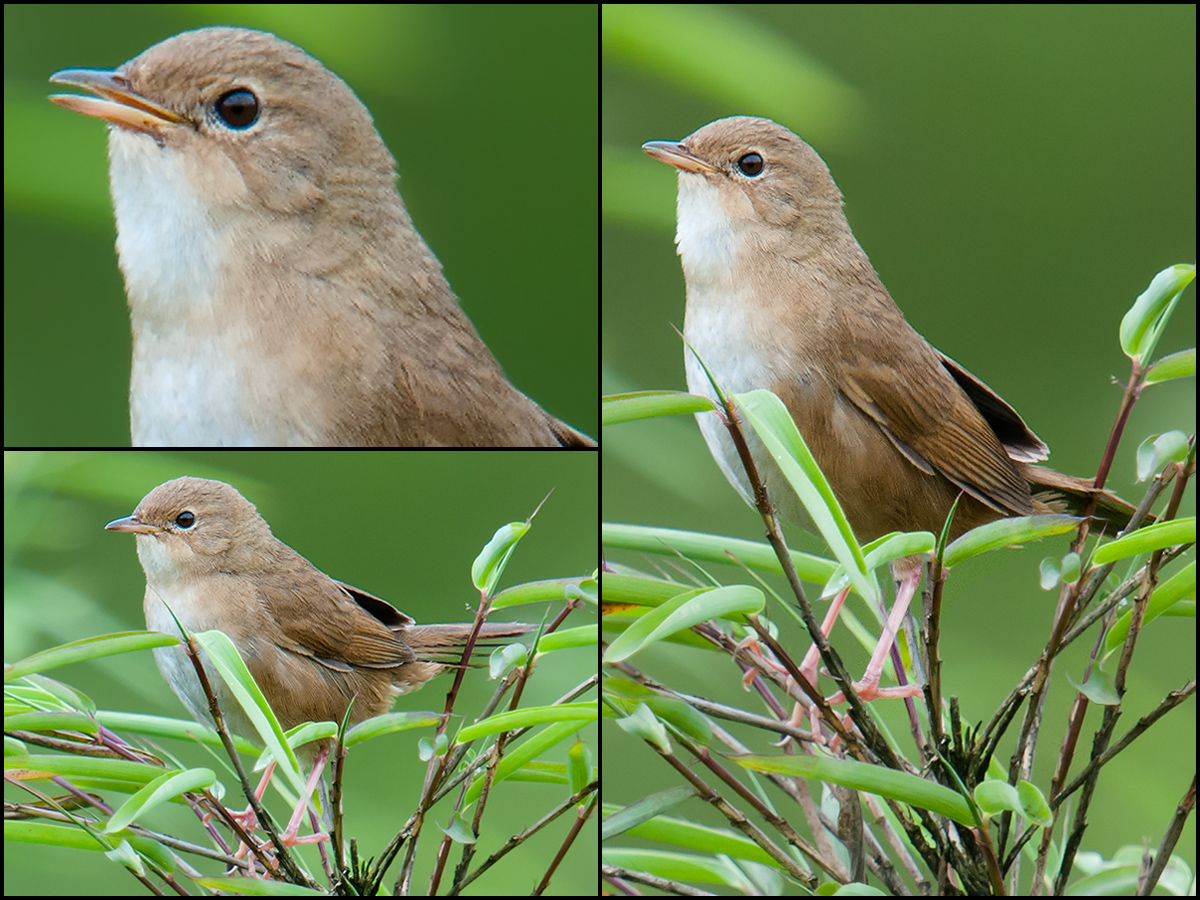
left=847, top=565, right=924, bottom=701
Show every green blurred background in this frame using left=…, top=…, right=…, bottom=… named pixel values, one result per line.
left=5, top=4, right=598, bottom=445
left=603, top=4, right=1194, bottom=887
left=4, top=450, right=597, bottom=894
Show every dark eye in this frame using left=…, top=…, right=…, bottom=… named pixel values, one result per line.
left=737, top=153, right=764, bottom=176
left=175, top=512, right=195, bottom=529
left=215, top=90, right=260, bottom=128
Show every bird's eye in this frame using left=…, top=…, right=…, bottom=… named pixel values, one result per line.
left=737, top=153, right=764, bottom=176
left=175, top=512, right=195, bottom=529
left=215, top=90, right=260, bottom=128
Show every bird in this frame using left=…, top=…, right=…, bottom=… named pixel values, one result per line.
left=105, top=476, right=533, bottom=743
left=50, top=27, right=596, bottom=447
left=105, top=475, right=535, bottom=847
left=644, top=116, right=1144, bottom=700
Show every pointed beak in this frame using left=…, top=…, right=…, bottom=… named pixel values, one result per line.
left=104, top=514, right=161, bottom=535
left=49, top=68, right=185, bottom=137
left=642, top=140, right=720, bottom=174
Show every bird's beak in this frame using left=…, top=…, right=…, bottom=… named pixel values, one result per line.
left=49, top=68, right=185, bottom=137
left=104, top=514, right=161, bottom=535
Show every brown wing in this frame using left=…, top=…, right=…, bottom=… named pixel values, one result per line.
left=255, top=566, right=416, bottom=673
left=839, top=335, right=1036, bottom=518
